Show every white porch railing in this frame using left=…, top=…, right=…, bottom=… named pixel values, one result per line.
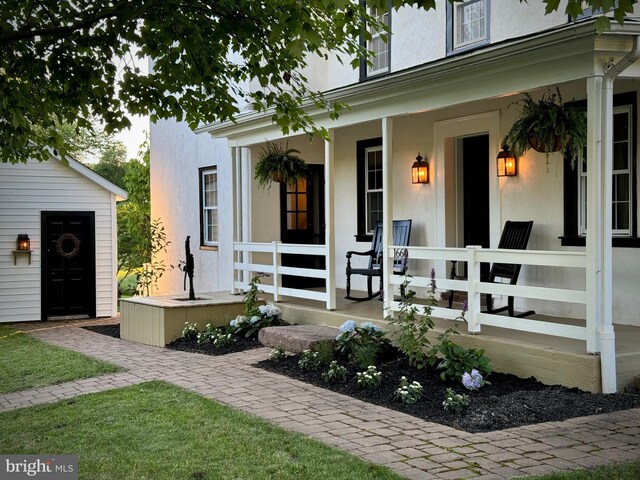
left=233, top=241, right=330, bottom=306
left=387, top=246, right=592, bottom=349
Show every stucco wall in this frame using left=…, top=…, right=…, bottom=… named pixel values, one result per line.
left=150, top=118, right=233, bottom=296
left=0, top=159, right=118, bottom=322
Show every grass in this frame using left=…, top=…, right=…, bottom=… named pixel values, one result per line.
left=533, top=461, right=640, bottom=480
left=0, top=381, right=404, bottom=480
left=0, top=325, right=120, bottom=394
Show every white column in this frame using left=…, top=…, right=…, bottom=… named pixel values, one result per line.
left=230, top=146, right=240, bottom=294
left=324, top=130, right=336, bottom=310
left=466, top=246, right=481, bottom=334
left=585, top=76, right=602, bottom=354
left=241, top=147, right=252, bottom=286
left=382, top=117, right=394, bottom=314
left=600, top=76, right=617, bottom=393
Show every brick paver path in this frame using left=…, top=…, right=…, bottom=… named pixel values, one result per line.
left=3, top=319, right=640, bottom=479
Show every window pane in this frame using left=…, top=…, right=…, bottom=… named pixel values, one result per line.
left=613, top=112, right=629, bottom=142
left=287, top=193, right=296, bottom=210
left=297, top=193, right=307, bottom=211
left=614, top=174, right=630, bottom=202
left=297, top=213, right=308, bottom=230
left=613, top=143, right=629, bottom=170
left=614, top=202, right=630, bottom=230
left=456, top=0, right=486, bottom=46
left=287, top=213, right=296, bottom=230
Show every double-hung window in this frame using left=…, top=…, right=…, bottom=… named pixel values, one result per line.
left=356, top=138, right=384, bottom=240
left=563, top=93, right=637, bottom=246
left=360, top=2, right=390, bottom=80
left=200, top=167, right=218, bottom=246
left=447, top=0, right=490, bottom=54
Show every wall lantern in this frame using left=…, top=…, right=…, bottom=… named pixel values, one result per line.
left=411, top=153, right=429, bottom=184
left=17, top=234, right=30, bottom=251
left=497, top=146, right=517, bottom=177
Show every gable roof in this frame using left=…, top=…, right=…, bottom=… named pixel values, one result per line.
left=52, top=152, right=128, bottom=201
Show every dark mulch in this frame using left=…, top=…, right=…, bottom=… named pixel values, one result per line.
left=82, top=324, right=120, bottom=338
left=166, top=336, right=263, bottom=356
left=256, top=351, right=640, bottom=433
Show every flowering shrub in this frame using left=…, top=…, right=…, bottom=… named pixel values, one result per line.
left=462, top=369, right=488, bottom=391
left=322, top=360, right=347, bottom=383
left=432, top=328, right=492, bottom=382
left=356, top=366, right=382, bottom=389
left=394, top=376, right=424, bottom=405
left=335, top=320, right=389, bottom=369
left=181, top=322, right=199, bottom=341
left=442, top=388, right=470, bottom=413
left=298, top=350, right=322, bottom=371
left=229, top=302, right=284, bottom=339
left=269, top=348, right=287, bottom=362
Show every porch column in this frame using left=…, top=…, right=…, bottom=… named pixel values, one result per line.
left=230, top=146, right=241, bottom=294
left=324, top=130, right=336, bottom=310
left=241, top=147, right=252, bottom=286
left=585, top=76, right=602, bottom=354
left=382, top=117, right=394, bottom=314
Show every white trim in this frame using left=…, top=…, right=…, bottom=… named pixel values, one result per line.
left=51, top=152, right=128, bottom=200
left=201, top=167, right=219, bottom=246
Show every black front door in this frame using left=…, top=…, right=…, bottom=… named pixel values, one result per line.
left=280, top=165, right=325, bottom=288
left=462, top=134, right=490, bottom=278
left=42, top=212, right=96, bottom=320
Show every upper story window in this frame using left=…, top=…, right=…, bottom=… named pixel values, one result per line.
left=200, top=167, right=218, bottom=246
left=447, top=0, right=490, bottom=55
left=360, top=3, right=390, bottom=80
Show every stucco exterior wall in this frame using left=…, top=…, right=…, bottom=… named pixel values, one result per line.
left=150, top=118, right=234, bottom=296
left=0, top=159, right=118, bottom=322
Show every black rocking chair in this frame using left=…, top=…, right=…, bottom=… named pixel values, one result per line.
left=345, top=219, right=412, bottom=301
left=448, top=220, right=536, bottom=318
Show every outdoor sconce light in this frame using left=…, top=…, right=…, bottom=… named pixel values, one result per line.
left=411, top=153, right=429, bottom=184
left=497, top=146, right=517, bottom=177
left=13, top=233, right=32, bottom=265
left=17, top=234, right=30, bottom=251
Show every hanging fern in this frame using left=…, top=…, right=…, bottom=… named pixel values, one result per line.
left=254, top=141, right=310, bottom=189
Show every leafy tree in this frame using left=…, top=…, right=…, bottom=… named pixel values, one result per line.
left=0, top=0, right=632, bottom=164
left=90, top=141, right=128, bottom=190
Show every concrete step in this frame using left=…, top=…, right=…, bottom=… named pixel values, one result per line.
left=258, top=324, right=339, bottom=353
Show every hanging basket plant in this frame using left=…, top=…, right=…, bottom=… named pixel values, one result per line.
left=502, top=87, right=587, bottom=169
left=254, top=141, right=310, bottom=189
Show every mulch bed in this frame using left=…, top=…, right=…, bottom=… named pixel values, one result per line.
left=256, top=351, right=640, bottom=433
left=166, top=336, right=263, bottom=356
left=82, top=324, right=120, bottom=338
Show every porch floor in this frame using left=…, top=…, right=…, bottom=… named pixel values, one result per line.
left=261, top=289, right=640, bottom=393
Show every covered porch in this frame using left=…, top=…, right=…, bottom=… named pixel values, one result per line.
left=203, top=22, right=640, bottom=393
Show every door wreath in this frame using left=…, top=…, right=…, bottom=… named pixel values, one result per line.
left=56, top=233, right=81, bottom=259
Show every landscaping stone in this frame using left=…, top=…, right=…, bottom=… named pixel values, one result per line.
left=258, top=325, right=338, bottom=352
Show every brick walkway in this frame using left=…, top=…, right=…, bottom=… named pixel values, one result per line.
left=3, top=320, right=640, bottom=479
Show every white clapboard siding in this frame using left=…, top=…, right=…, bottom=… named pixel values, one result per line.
left=0, top=158, right=122, bottom=322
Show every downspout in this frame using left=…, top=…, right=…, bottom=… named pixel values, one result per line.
left=599, top=35, right=640, bottom=393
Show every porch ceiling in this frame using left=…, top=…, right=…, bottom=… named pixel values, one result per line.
left=200, top=20, right=640, bottom=147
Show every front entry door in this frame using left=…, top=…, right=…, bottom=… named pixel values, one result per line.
left=280, top=165, right=325, bottom=288
left=462, top=134, right=490, bottom=278
left=42, top=212, right=96, bottom=320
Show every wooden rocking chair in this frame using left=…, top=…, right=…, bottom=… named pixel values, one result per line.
left=345, top=219, right=412, bottom=301
left=448, top=220, right=535, bottom=318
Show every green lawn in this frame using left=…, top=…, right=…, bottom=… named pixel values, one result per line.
left=0, top=325, right=120, bottom=393
left=533, top=461, right=640, bottom=480
left=0, top=381, right=404, bottom=480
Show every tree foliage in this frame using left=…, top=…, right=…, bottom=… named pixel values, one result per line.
left=0, top=0, right=633, bottom=164
left=90, top=141, right=128, bottom=190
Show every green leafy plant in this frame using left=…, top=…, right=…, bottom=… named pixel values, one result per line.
left=442, top=388, right=470, bottom=413
left=312, top=341, right=336, bottom=365
left=321, top=361, right=347, bottom=383
left=181, top=322, right=199, bottom=341
left=335, top=320, right=389, bottom=369
left=394, top=376, right=424, bottom=405
left=356, top=366, right=382, bottom=389
left=254, top=141, right=311, bottom=189
left=387, top=273, right=437, bottom=369
left=502, top=87, right=587, bottom=169
left=269, top=348, right=287, bottom=362
left=431, top=328, right=492, bottom=382
left=298, top=350, right=322, bottom=371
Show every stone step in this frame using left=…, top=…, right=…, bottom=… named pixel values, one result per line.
left=258, top=324, right=339, bottom=353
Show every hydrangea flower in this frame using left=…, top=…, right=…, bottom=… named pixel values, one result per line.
left=338, top=320, right=357, bottom=333
left=259, top=304, right=281, bottom=317
left=462, top=369, right=484, bottom=391
left=249, top=316, right=261, bottom=325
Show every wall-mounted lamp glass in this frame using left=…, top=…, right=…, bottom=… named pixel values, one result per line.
left=497, top=146, right=517, bottom=177
left=17, top=234, right=30, bottom=251
left=411, top=153, right=429, bottom=184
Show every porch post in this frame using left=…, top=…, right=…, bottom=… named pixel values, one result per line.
left=382, top=117, right=394, bottom=314
left=241, top=147, right=252, bottom=287
left=230, top=146, right=240, bottom=294
left=585, top=76, right=602, bottom=354
left=324, top=130, right=336, bottom=310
